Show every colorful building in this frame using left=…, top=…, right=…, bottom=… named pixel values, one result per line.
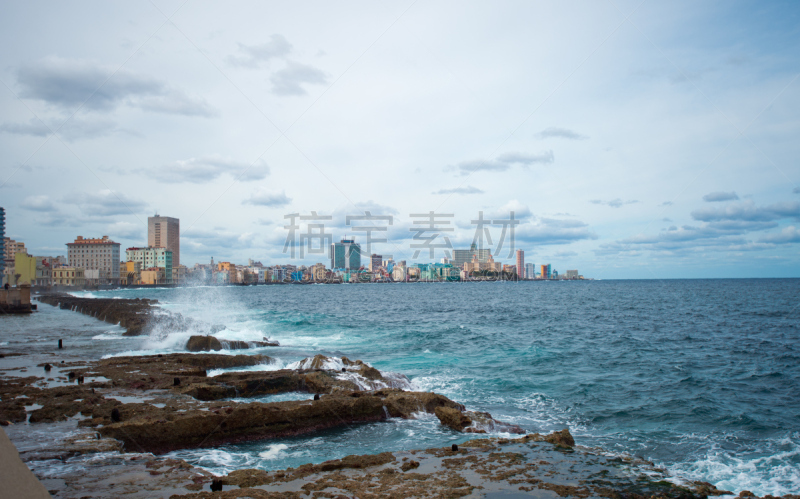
left=126, top=247, right=173, bottom=284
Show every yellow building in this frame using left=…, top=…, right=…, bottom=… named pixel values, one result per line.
left=14, top=253, right=36, bottom=286
left=140, top=267, right=166, bottom=285
left=52, top=267, right=85, bottom=286
left=121, top=261, right=142, bottom=285
left=311, top=263, right=327, bottom=281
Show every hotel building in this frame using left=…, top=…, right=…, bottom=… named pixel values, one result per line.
left=67, top=236, right=120, bottom=285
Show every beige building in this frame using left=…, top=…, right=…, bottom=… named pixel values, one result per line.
left=148, top=215, right=180, bottom=268
left=53, top=267, right=86, bottom=286
left=311, top=263, right=327, bottom=281
left=463, top=253, right=503, bottom=274
left=67, top=236, right=120, bottom=285
left=3, top=237, right=26, bottom=282
left=140, top=267, right=166, bottom=285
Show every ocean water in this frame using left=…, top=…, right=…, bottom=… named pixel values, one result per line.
left=5, top=279, right=800, bottom=496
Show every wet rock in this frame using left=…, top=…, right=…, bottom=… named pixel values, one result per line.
left=435, top=406, right=472, bottom=431
left=98, top=390, right=465, bottom=454
left=111, top=408, right=121, bottom=422
left=401, top=459, right=420, bottom=472
left=185, top=335, right=222, bottom=352
left=544, top=428, right=575, bottom=447
left=210, top=479, right=223, bottom=491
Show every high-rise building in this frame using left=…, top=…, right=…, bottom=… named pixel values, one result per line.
left=565, top=270, right=579, bottom=279
left=515, top=250, right=524, bottom=278
left=148, top=215, right=180, bottom=268
left=330, top=238, right=361, bottom=270
left=0, top=207, right=4, bottom=282
left=370, top=254, right=382, bottom=272
left=67, top=236, right=121, bottom=284
left=126, top=247, right=173, bottom=284
left=540, top=264, right=551, bottom=280
left=451, top=242, right=490, bottom=269
left=4, top=236, right=26, bottom=283
left=525, top=263, right=535, bottom=280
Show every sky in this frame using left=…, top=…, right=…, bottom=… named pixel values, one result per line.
left=1, top=0, right=799, bottom=278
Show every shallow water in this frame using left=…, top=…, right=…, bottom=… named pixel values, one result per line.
left=3, top=279, right=799, bottom=496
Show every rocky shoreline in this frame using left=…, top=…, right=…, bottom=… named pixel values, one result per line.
left=0, top=295, right=794, bottom=498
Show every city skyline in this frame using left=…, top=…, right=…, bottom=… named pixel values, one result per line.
left=1, top=2, right=799, bottom=278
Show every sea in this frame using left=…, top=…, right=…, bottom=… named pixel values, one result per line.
left=2, top=279, right=799, bottom=496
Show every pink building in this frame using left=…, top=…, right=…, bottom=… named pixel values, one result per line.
left=516, top=250, right=524, bottom=279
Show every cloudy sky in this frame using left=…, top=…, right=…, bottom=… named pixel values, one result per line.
left=1, top=1, right=798, bottom=278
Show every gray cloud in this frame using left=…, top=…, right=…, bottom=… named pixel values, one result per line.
left=590, top=198, right=639, bottom=208
left=660, top=201, right=673, bottom=206
left=0, top=117, right=121, bottom=141
left=534, top=127, right=588, bottom=140
left=433, top=186, right=484, bottom=195
left=598, top=200, right=800, bottom=256
left=152, top=156, right=270, bottom=184
left=703, top=191, right=739, bottom=202
left=270, top=62, right=328, bottom=96
left=759, top=226, right=800, bottom=244
left=242, top=189, right=292, bottom=207
left=137, top=89, right=217, bottom=117
left=68, top=189, right=148, bottom=217
left=453, top=150, right=554, bottom=175
left=106, top=221, right=143, bottom=240
left=228, top=35, right=293, bottom=67
left=691, top=200, right=800, bottom=222
left=21, top=195, right=57, bottom=212
left=16, top=56, right=214, bottom=116
left=516, top=217, right=597, bottom=245
left=794, top=187, right=800, bottom=194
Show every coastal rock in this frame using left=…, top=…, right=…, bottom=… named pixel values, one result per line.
left=185, top=335, right=223, bottom=352
left=97, top=390, right=465, bottom=454
left=435, top=406, right=472, bottom=431
left=434, top=407, right=525, bottom=434
left=544, top=428, right=575, bottom=447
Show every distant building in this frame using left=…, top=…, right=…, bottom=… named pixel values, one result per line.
left=392, top=263, right=406, bottom=282
left=331, top=238, right=361, bottom=270
left=121, top=261, right=142, bottom=285
left=14, top=253, right=35, bottom=286
left=565, top=269, right=579, bottom=279
left=126, top=247, right=172, bottom=284
left=52, top=267, right=85, bottom=287
left=140, top=267, right=166, bottom=285
left=369, top=254, right=382, bottom=272
left=525, top=263, right=535, bottom=280
left=540, top=264, right=551, bottom=280
left=463, top=253, right=503, bottom=274
left=3, top=237, right=26, bottom=284
left=311, top=263, right=327, bottom=281
left=515, top=250, right=524, bottom=278
left=67, top=236, right=120, bottom=285
left=0, top=207, right=4, bottom=283
left=148, top=215, right=180, bottom=268
left=451, top=243, right=490, bottom=269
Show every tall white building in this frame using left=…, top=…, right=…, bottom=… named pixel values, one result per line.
left=148, top=215, right=180, bottom=268
left=525, top=263, right=535, bottom=280
left=67, top=236, right=120, bottom=285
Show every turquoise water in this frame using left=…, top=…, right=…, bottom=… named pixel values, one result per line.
left=8, top=279, right=800, bottom=496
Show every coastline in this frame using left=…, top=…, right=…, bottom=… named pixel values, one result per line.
left=0, top=294, right=794, bottom=498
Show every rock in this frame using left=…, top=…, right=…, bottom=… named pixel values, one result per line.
left=210, top=479, right=223, bottom=491
left=401, top=460, right=420, bottom=472
left=435, top=406, right=472, bottom=431
left=185, top=335, right=222, bottom=352
left=111, top=408, right=121, bottom=422
left=451, top=444, right=458, bottom=451
left=98, top=390, right=466, bottom=454
left=544, top=428, right=575, bottom=448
